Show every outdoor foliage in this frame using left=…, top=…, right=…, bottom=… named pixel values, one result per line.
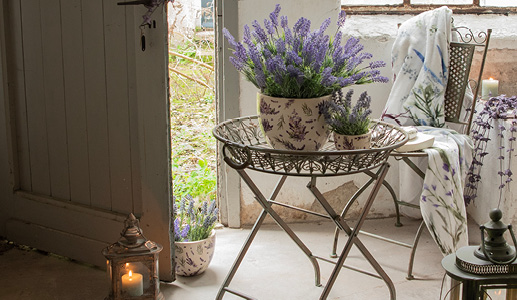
left=169, top=28, right=216, bottom=204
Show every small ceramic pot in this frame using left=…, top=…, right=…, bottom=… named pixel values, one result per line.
left=333, top=131, right=372, bottom=150
left=257, top=93, right=331, bottom=151
left=174, top=230, right=216, bottom=276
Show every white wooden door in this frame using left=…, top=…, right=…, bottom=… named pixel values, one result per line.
left=0, top=0, right=174, bottom=281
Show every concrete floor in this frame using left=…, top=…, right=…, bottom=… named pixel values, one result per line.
left=0, top=217, right=481, bottom=300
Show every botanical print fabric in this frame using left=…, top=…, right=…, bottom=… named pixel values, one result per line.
left=381, top=7, right=473, bottom=256
left=383, top=6, right=452, bottom=127
left=420, top=127, right=473, bottom=255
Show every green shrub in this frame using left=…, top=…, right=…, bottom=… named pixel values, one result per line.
left=173, top=158, right=216, bottom=201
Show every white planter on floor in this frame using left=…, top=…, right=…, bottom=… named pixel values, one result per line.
left=174, top=230, right=216, bottom=276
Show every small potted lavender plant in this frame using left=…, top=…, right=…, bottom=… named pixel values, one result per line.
left=173, top=195, right=218, bottom=276
left=223, top=4, right=387, bottom=151
left=320, top=90, right=373, bottom=150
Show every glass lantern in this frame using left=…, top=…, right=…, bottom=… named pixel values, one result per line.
left=102, top=213, right=164, bottom=300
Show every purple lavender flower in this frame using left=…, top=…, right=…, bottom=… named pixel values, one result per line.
left=174, top=218, right=181, bottom=240
left=243, top=24, right=252, bottom=46
left=287, top=50, right=302, bottom=65
left=442, top=163, right=450, bottom=172
left=269, top=4, right=281, bottom=28
left=337, top=10, right=346, bottom=28
left=343, top=37, right=360, bottom=55
left=229, top=57, right=244, bottom=71
left=287, top=65, right=304, bottom=86
left=264, top=18, right=275, bottom=36
left=255, top=69, right=267, bottom=89
left=223, top=5, right=388, bottom=98
left=252, top=20, right=268, bottom=44
left=339, top=77, right=354, bottom=87
left=320, top=67, right=336, bottom=87
left=280, top=15, right=288, bottom=28
left=333, top=31, right=342, bottom=51
left=293, top=17, right=311, bottom=37
left=181, top=224, right=190, bottom=241
left=317, top=18, right=331, bottom=36
left=223, top=28, right=236, bottom=46
left=372, top=75, right=390, bottom=83
left=187, top=200, right=195, bottom=220
left=369, top=60, right=386, bottom=69
left=275, top=39, right=286, bottom=55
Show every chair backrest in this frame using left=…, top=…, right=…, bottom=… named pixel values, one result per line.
left=444, top=27, right=492, bottom=134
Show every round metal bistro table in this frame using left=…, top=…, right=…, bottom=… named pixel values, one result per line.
left=442, top=247, right=517, bottom=299
left=213, top=116, right=408, bottom=300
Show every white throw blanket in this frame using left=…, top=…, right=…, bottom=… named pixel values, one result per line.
left=383, top=6, right=452, bottom=128
left=420, top=127, right=472, bottom=255
left=382, top=7, right=472, bottom=256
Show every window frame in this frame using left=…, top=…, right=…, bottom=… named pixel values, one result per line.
left=341, top=0, right=517, bottom=15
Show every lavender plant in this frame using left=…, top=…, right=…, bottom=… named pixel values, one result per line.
left=464, top=95, right=517, bottom=205
left=223, top=5, right=388, bottom=99
left=173, top=195, right=218, bottom=242
left=319, top=89, right=372, bottom=135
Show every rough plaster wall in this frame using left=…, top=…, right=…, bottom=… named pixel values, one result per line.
left=235, top=6, right=517, bottom=226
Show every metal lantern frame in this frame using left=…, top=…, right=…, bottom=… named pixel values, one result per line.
left=102, top=214, right=164, bottom=300
left=442, top=209, right=517, bottom=299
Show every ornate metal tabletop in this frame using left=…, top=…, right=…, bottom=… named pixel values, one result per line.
left=213, top=115, right=408, bottom=176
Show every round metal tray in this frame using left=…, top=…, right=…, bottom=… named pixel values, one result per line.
left=213, top=116, right=408, bottom=177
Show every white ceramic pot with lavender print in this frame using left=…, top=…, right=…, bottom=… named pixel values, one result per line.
left=333, top=131, right=372, bottom=150
left=257, top=93, right=331, bottom=151
left=174, top=230, right=216, bottom=276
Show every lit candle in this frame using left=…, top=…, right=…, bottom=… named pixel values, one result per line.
left=121, top=270, right=143, bottom=296
left=481, top=77, right=499, bottom=99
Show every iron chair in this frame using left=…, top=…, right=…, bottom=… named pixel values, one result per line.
left=331, top=26, right=492, bottom=280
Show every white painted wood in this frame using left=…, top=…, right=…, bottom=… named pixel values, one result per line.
left=82, top=0, right=111, bottom=210
left=40, top=0, right=70, bottom=200
left=124, top=5, right=144, bottom=216
left=20, top=0, right=51, bottom=194
left=4, top=0, right=26, bottom=192
left=215, top=0, right=241, bottom=228
left=61, top=0, right=91, bottom=206
left=0, top=0, right=14, bottom=235
left=104, top=0, right=133, bottom=213
left=6, top=220, right=111, bottom=267
left=1, top=0, right=173, bottom=281
left=132, top=5, right=174, bottom=281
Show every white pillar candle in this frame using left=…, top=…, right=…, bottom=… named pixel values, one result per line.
left=121, top=270, right=143, bottom=296
left=481, top=78, right=499, bottom=99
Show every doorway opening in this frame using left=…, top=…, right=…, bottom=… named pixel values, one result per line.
left=167, top=0, right=217, bottom=204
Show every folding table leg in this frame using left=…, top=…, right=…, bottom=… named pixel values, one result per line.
left=216, top=209, right=268, bottom=300
left=309, top=163, right=396, bottom=300
left=238, top=169, right=322, bottom=286
left=330, top=168, right=402, bottom=258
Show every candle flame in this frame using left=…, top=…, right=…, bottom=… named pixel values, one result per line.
left=495, top=289, right=502, bottom=295
left=489, top=77, right=494, bottom=81
left=129, top=270, right=133, bottom=278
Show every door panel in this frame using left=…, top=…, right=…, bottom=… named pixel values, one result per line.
left=61, top=0, right=91, bottom=206
left=1, top=0, right=173, bottom=281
